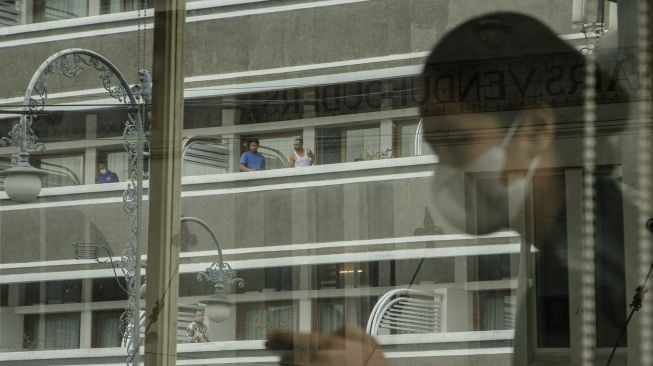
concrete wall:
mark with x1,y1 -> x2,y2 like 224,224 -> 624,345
0,0 -> 576,100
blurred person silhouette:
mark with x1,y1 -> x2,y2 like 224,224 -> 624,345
267,11 -> 634,366
187,309 -> 209,343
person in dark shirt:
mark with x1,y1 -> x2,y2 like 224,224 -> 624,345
96,163 -> 119,183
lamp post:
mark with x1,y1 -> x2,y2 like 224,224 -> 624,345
77,216 -> 244,327
0,49 -> 149,366
180,216 -> 245,322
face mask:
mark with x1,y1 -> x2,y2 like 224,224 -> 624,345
100,169 -> 107,174
433,115 -> 542,234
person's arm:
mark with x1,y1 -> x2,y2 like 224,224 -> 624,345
289,153 -> 296,167
240,163 -> 255,172
239,153 -> 255,172
307,149 -> 316,165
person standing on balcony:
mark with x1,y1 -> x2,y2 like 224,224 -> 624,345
289,138 -> 315,167
239,138 -> 266,172
186,309 -> 209,343
96,163 -> 119,183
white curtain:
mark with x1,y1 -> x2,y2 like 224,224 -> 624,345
95,311 -> 122,348
43,313 -> 80,350
107,151 -> 129,183
481,295 -> 515,330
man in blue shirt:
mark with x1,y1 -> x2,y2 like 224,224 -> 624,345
239,139 -> 265,172
96,163 -> 119,183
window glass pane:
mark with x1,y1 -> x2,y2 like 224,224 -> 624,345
24,313 -> 81,350
92,310 -> 123,348
92,278 -> 127,302
32,0 -> 87,23
37,154 -> 84,187
237,302 -> 296,340
0,0 -> 647,364
534,174 -> 570,348
594,173 -> 627,347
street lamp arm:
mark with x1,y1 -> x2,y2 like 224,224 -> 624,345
180,216 -> 225,275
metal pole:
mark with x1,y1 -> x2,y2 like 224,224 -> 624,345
144,0 -> 186,365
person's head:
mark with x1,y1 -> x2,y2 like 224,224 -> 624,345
418,12 -> 631,234
98,163 -> 108,174
195,309 -> 205,322
248,139 -> 260,152
293,138 -> 303,151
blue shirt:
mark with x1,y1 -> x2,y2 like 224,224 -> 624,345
96,171 -> 119,183
240,151 -> 265,170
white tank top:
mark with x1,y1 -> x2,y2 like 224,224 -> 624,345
294,150 -> 311,167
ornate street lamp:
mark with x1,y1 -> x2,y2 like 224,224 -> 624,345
78,216 -> 244,326
181,216 -> 245,322
1,49 -> 150,366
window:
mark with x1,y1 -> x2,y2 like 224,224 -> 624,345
100,0 -> 152,14
184,97 -> 223,129
313,81 -> 385,118
178,273 -> 215,297
238,89 -> 304,124
92,310 -> 124,348
32,1 -> 88,23
316,124 -> 381,164
475,290 -> 516,331
395,120 -> 435,157
23,313 -> 81,350
593,173 -> 627,347
314,263 -> 379,290
533,174 -> 570,348
237,301 -> 296,340
31,153 -> 84,188
0,284 -> 8,307
314,297 -> 376,334
92,278 -> 128,302
20,281 -> 82,306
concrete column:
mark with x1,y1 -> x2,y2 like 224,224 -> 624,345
380,81 -> 392,111
88,0 -> 101,16
379,119 -> 394,157
343,184 -> 363,241
79,278 -> 93,348
298,266 -> 313,333
222,98 -> 241,172
145,1 -> 186,365
19,0 -> 32,24
290,188 -> 309,244
302,89 -> 317,119
84,114 -> 98,184
0,285 -> 23,350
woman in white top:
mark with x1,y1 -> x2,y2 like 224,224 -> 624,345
289,138 -> 315,167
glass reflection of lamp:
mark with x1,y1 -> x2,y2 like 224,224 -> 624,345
181,216 -> 245,323
0,114 -> 49,203
74,242 -> 134,294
